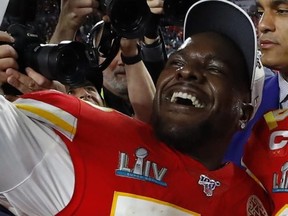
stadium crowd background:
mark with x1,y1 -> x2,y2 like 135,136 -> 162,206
0,0 -> 256,56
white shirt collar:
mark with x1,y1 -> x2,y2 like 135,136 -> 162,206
278,73 -> 288,107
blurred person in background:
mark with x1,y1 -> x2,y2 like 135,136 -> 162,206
0,32 -> 155,123
236,0 -> 288,215
66,80 -> 104,106
0,0 -> 157,123
225,0 -> 288,164
49,0 -> 165,119
224,0 -> 285,165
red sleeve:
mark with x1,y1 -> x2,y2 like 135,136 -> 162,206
20,90 -> 81,117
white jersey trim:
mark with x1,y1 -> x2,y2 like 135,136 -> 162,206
14,98 -> 78,141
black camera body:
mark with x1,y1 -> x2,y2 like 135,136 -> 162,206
7,24 -> 89,86
105,0 -> 150,39
104,0 -> 198,39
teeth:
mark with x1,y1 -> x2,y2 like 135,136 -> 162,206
170,92 -> 205,108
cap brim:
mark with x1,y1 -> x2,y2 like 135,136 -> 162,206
183,0 -> 263,118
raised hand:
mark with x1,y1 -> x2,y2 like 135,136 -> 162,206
0,31 -> 18,84
50,0 -> 100,43
146,0 -> 164,14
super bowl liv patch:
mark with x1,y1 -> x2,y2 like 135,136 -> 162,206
116,147 -> 168,186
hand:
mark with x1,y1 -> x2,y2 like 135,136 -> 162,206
146,0 -> 164,14
144,0 -> 163,42
0,31 -> 18,83
120,38 -> 139,57
0,31 -> 66,96
60,0 -> 99,30
6,67 -> 66,94
50,0 -> 100,43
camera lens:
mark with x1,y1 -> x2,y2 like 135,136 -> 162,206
53,42 -> 89,85
106,0 -> 150,39
111,1 -> 141,30
6,24 -> 92,89
57,47 -> 80,75
24,41 -> 89,86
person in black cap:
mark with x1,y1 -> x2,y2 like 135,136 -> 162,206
0,0 -> 272,215
66,80 -> 104,106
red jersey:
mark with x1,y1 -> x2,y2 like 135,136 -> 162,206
243,109 -> 288,215
19,90 -> 271,215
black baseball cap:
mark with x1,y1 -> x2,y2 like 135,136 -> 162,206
183,0 -> 264,118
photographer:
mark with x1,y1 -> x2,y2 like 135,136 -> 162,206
50,0 -> 100,43
49,0 -> 164,121
0,0 -> 158,123
0,35 -> 155,123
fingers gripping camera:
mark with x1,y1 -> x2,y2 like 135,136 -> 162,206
6,23 -> 92,86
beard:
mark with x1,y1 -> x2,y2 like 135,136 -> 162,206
152,112 -> 215,155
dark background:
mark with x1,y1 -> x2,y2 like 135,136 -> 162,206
0,0 -> 255,53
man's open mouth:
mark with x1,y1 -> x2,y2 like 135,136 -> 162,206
170,91 -> 205,108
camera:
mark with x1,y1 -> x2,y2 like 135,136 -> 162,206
6,23 -> 90,86
104,0 -> 198,38
104,0 -> 150,39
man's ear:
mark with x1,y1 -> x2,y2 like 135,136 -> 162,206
238,103 -> 254,130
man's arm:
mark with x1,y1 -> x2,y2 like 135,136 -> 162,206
120,38 -> 155,123
50,0 -> 99,43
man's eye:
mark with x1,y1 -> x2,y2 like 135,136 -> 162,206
256,11 -> 263,18
207,66 -> 221,74
256,8 -> 264,18
277,8 -> 288,15
85,86 -> 97,92
168,59 -> 184,67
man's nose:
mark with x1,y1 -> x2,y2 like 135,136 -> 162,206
176,66 -> 204,83
78,89 -> 92,100
80,94 -> 92,100
258,11 -> 276,34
